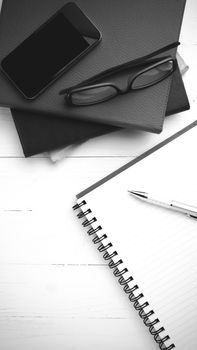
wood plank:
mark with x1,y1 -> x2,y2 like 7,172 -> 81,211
0,157 -> 131,263
0,266 -> 158,350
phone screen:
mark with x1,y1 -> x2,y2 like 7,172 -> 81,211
1,3 -> 101,99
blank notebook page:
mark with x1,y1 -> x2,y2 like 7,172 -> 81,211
78,124 -> 197,349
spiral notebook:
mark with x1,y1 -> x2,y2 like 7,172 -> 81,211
74,121 -> 197,350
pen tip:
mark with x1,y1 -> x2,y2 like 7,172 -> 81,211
128,190 -> 148,199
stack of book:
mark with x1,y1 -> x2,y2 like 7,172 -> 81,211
0,0 -> 189,158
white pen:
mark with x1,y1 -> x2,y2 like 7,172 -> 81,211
128,190 -> 197,219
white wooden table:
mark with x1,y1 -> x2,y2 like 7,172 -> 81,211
0,1 -> 197,349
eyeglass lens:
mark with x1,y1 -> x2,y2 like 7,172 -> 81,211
71,85 -> 118,105
131,60 -> 174,90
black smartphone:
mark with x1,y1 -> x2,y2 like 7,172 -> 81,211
1,2 -> 101,100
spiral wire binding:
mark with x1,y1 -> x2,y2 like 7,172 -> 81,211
73,200 -> 175,350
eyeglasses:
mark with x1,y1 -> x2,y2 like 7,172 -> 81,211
65,57 -> 177,106
59,41 -> 179,106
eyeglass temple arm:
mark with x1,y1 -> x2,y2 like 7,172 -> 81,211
59,41 -> 180,95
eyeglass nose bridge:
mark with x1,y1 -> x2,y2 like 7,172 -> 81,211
116,85 -> 130,95
112,77 -> 134,95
